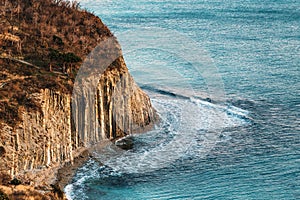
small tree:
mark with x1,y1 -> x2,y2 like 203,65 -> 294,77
48,48 -> 81,73
10,178 -> 22,185
63,52 -> 81,74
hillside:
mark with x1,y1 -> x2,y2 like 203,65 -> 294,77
0,0 -> 112,128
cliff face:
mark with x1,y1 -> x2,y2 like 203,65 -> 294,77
0,0 -> 157,196
0,89 -> 72,177
0,57 -> 156,184
72,56 -> 155,147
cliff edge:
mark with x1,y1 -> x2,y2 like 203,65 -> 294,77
0,0 -> 156,199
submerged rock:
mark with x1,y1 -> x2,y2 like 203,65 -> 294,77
115,136 -> 134,150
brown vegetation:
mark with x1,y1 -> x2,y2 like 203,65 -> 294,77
0,185 -> 64,200
0,0 -> 113,128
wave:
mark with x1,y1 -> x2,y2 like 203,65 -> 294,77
140,84 -> 190,100
65,86 -> 252,199
90,87 -> 251,174
142,84 -> 252,121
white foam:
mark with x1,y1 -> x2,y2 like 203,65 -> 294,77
64,184 -> 73,200
190,97 -> 251,121
64,176 -> 88,200
65,94 -> 251,199
64,159 -> 103,200
92,96 -> 249,174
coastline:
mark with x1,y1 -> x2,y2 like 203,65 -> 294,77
56,140 -> 111,191
58,121 -> 159,190
58,120 -> 159,198
0,132 -> 156,199
0,1 -> 158,199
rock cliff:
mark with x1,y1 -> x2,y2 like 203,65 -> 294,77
0,0 -> 156,198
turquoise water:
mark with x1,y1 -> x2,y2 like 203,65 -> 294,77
66,0 -> 300,199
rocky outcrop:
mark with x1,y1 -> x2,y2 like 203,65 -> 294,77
0,89 -> 73,179
0,56 -> 156,186
72,55 -> 155,147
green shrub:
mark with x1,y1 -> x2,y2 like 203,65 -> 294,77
64,52 -> 81,63
52,35 -> 64,46
48,48 -> 81,63
9,178 -> 21,186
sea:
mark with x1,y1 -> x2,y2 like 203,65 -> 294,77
65,0 -> 300,199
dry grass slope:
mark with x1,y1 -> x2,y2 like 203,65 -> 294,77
0,0 -> 113,128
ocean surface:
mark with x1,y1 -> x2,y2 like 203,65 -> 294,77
66,0 -> 300,199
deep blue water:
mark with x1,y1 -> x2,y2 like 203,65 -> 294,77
66,0 -> 300,199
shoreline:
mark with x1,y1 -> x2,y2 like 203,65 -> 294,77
57,122 -> 159,198
0,123 -> 160,199
56,140 -> 112,191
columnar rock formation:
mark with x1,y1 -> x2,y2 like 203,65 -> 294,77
0,56 -> 156,184
72,56 -> 155,147
0,1 -> 157,196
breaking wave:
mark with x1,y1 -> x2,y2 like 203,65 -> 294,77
65,86 -> 251,199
